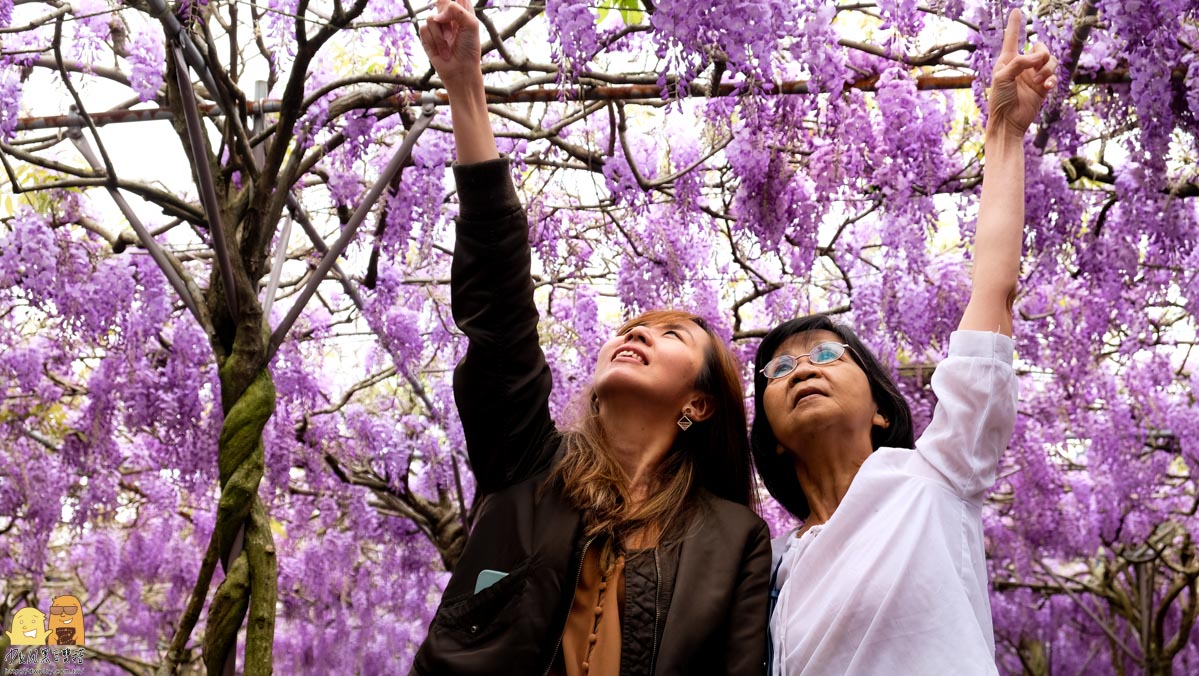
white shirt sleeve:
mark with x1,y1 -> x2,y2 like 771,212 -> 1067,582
913,330 -> 1018,501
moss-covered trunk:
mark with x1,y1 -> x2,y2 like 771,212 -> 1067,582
202,324 -> 277,676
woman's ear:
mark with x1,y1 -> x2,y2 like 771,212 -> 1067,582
684,393 -> 715,422
872,410 -> 890,429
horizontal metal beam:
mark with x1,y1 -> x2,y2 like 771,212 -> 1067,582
12,68 -> 1183,132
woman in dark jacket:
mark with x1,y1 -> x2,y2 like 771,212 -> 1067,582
411,2 -> 771,675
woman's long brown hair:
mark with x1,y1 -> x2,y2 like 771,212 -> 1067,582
552,310 -> 754,561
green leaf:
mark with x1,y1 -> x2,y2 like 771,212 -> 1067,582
618,0 -> 643,26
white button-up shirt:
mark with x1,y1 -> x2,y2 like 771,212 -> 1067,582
770,331 -> 1017,675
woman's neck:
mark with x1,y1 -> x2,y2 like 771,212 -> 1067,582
791,428 -> 874,528
597,395 -> 680,499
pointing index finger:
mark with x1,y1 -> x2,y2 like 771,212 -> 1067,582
1001,8 -> 1023,57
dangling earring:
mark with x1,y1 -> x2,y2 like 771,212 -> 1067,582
677,408 -> 693,431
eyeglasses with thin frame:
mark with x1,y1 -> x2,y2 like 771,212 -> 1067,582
760,342 -> 853,379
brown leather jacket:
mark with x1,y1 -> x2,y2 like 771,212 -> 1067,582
411,159 -> 771,676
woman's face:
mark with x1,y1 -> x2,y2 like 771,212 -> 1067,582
762,330 -> 882,454
592,319 -> 711,412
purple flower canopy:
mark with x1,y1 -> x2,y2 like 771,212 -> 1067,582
1,1 -> 1197,673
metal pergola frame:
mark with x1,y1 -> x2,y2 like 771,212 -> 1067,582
13,68 -> 1181,133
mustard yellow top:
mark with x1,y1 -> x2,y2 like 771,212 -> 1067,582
550,545 -> 625,676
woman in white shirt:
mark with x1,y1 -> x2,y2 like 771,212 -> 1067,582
751,10 -> 1057,675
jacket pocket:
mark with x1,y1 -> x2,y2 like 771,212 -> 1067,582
433,556 -> 532,644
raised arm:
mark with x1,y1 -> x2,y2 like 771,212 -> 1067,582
915,10 -> 1050,497
958,9 -> 1057,337
421,0 -> 556,494
420,0 -> 498,164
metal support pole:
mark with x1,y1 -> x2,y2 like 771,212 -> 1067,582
285,194 -> 368,312
171,43 -> 240,320
251,80 -> 268,167
145,0 -> 222,110
261,215 -> 292,321
14,68 -> 1186,133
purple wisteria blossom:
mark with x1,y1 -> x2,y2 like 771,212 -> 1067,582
546,0 -> 599,77
126,27 -> 165,102
1,1 -> 1197,674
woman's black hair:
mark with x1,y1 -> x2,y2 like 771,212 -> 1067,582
750,314 -> 915,520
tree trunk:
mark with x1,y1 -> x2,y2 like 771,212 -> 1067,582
1018,636 -> 1049,676
202,320 -> 277,676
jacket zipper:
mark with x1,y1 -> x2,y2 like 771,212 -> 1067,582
542,535 -> 596,676
650,548 -> 661,674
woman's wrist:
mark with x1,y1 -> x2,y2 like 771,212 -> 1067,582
444,71 -> 487,106
983,121 -> 1026,150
